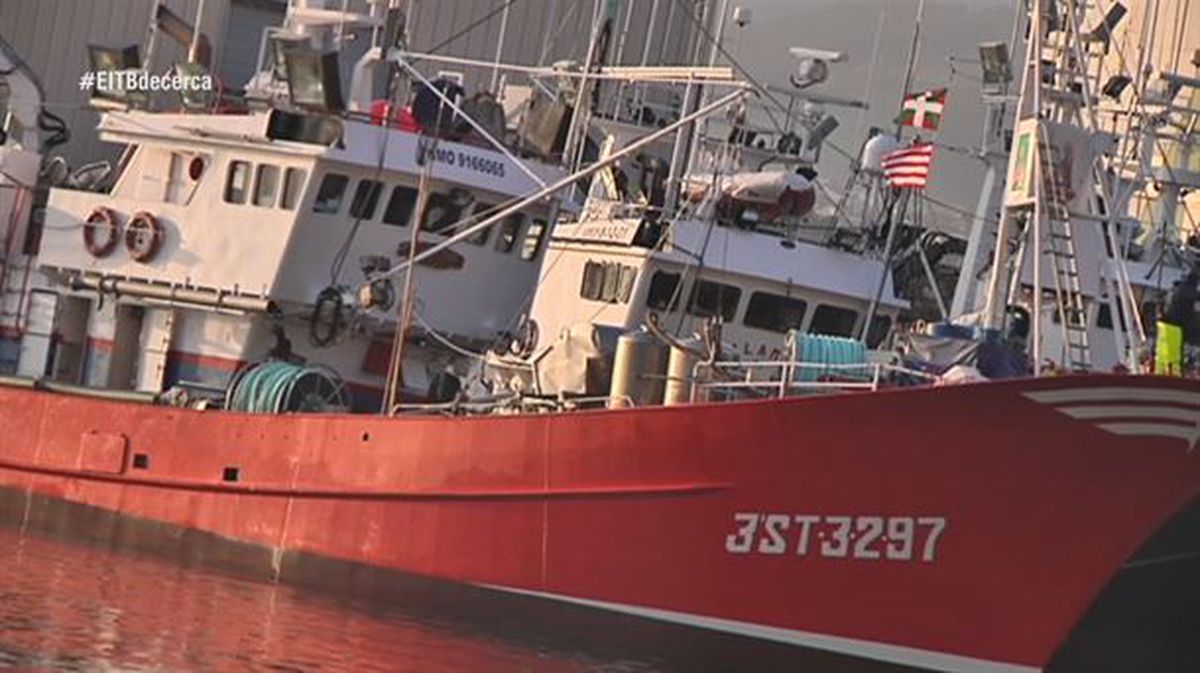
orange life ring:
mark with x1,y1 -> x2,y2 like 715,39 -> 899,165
125,211 -> 164,262
83,206 -> 120,257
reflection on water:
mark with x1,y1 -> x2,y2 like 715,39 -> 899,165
0,526 -> 662,672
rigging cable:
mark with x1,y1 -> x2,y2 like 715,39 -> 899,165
327,0 -> 522,287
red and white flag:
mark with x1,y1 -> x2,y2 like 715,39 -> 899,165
882,142 -> 935,189
897,88 -> 947,130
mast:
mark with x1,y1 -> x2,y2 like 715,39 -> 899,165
948,2 -> 1025,318
980,0 -> 1152,373
980,2 -> 1046,336
488,0 -> 512,93
382,137 -> 436,413
895,0 -> 927,138
863,0 -> 927,338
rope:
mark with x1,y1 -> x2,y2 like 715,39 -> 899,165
411,308 -> 488,360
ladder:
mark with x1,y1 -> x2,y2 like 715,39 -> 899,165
1037,118 -> 1091,370
1045,215 -> 1091,370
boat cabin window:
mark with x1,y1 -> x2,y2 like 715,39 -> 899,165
617,265 -> 636,302
224,160 -> 251,204
865,315 -> 892,348
495,213 -> 524,253
580,261 -> 636,303
744,292 -> 808,333
383,185 -> 418,226
466,203 -> 496,245
688,280 -> 741,321
349,179 -> 384,220
165,151 -> 194,204
313,173 -> 349,214
422,190 -> 474,233
253,164 -> 280,207
521,219 -> 548,261
581,261 -> 604,300
810,304 -> 859,337
280,167 -> 307,210
646,271 -> 681,311
1096,303 -> 1127,331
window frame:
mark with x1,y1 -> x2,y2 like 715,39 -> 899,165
809,304 -> 860,338
686,279 -> 742,322
312,172 -> 350,214
743,291 -> 808,334
466,202 -> 497,245
520,218 -> 548,261
252,164 -> 281,208
495,213 -> 525,253
224,160 -> 252,204
580,261 -> 604,301
382,185 -> 419,227
349,178 -> 384,220
865,314 -> 892,348
421,191 -> 471,233
646,271 -> 681,311
280,167 -> 307,210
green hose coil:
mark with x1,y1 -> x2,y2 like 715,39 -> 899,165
226,361 -> 352,414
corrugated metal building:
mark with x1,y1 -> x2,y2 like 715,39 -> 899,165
1,0 -> 244,166
1,0 -> 708,168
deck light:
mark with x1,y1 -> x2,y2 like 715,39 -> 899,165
978,42 -> 1012,88
1085,2 -> 1127,43
281,46 -> 345,113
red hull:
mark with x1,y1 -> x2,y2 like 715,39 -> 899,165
0,375 -> 1198,671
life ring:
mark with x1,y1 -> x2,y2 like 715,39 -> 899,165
124,211 -> 164,262
83,206 -> 120,257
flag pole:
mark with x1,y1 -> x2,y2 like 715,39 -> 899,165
895,0 -> 927,138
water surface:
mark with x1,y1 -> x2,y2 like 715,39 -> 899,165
0,526 -> 663,672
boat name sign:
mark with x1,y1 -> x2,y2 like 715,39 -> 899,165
725,512 -> 948,562
423,144 -> 508,178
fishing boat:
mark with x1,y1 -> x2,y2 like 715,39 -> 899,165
0,2 -> 1197,672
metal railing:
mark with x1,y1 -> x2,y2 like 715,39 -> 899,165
688,360 -> 940,402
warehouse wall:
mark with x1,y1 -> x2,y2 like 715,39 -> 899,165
0,0 -> 264,168
406,0 -> 706,91
1,0 -> 709,167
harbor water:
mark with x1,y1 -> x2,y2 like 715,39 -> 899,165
0,525 -> 666,673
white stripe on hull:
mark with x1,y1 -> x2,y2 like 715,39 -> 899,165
1024,388 -> 1200,449
477,583 -> 1041,673
1024,388 -> 1200,407
1057,405 -> 1200,423
1097,422 -> 1198,443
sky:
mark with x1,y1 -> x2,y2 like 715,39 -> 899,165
726,0 -> 1021,235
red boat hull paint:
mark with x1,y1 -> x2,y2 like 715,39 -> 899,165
0,375 -> 1197,672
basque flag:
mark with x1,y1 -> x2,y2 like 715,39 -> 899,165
897,88 -> 947,130
882,142 -> 935,189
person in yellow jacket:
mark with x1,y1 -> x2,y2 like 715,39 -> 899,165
1156,270 -> 1198,376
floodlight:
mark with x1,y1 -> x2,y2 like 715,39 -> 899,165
978,42 -> 1011,87
1102,74 -> 1131,98
1085,2 -> 1126,43
807,115 -> 840,148
86,44 -> 142,104
282,47 -> 345,112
